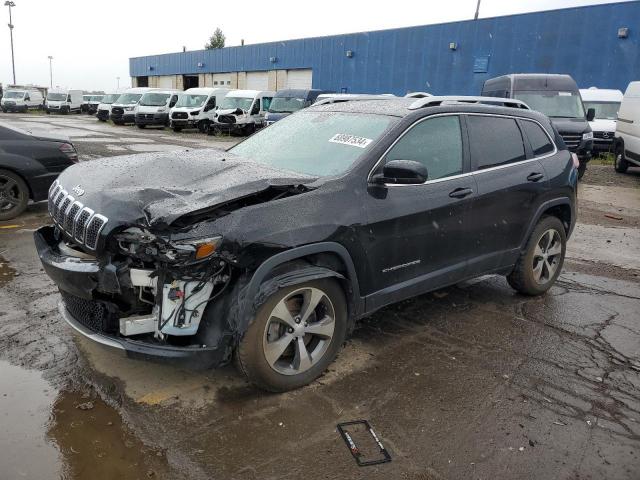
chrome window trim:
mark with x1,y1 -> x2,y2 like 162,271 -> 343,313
367,112 -> 558,188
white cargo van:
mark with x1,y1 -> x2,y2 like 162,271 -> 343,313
96,92 -> 123,122
135,89 -> 181,128
81,94 -> 92,113
212,89 -> 275,135
1,88 -> 44,112
87,94 -> 104,114
169,87 -> 230,132
614,81 -> 640,173
45,89 -> 83,114
110,87 -> 158,125
580,87 -> 624,154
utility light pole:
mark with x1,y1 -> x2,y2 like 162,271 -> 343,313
47,55 -> 53,88
474,0 -> 481,20
5,1 -> 16,84
116,76 -> 120,89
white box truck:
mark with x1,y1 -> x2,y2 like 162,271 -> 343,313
45,89 -> 83,114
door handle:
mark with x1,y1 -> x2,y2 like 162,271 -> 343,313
449,187 -> 473,199
527,172 -> 544,182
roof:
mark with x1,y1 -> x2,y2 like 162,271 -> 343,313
579,88 -> 624,102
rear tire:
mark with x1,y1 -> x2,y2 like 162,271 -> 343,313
507,216 -> 566,296
0,169 -> 29,221
236,278 -> 348,392
614,144 -> 629,173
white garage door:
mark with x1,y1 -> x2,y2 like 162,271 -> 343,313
212,73 -> 232,87
158,76 -> 174,89
286,69 -> 313,89
246,71 -> 269,90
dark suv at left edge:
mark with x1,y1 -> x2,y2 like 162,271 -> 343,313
1,122 -> 78,220
35,97 -> 577,391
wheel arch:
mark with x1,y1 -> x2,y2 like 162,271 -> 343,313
0,164 -> 34,199
519,198 -> 574,250
241,242 -> 363,330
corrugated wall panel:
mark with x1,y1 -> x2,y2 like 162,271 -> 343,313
131,1 -> 640,95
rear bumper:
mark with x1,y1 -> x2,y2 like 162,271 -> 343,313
35,226 -> 229,369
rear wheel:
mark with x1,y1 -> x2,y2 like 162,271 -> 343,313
236,278 -> 348,392
0,169 -> 29,221
615,143 -> 629,173
507,216 -> 566,296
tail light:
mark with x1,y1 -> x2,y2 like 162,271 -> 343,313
571,153 -> 580,169
59,142 -> 78,163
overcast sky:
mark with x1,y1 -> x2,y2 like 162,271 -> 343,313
0,0 -> 632,92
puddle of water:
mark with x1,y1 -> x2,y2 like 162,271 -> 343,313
0,360 -> 172,479
0,255 -> 16,287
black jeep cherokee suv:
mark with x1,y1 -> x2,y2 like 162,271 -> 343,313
35,96 -> 577,392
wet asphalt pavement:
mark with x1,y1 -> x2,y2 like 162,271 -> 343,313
1,112 -> 640,479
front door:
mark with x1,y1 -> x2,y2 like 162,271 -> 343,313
363,114 -> 477,311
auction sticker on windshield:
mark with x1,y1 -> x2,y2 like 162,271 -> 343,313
329,133 -> 373,148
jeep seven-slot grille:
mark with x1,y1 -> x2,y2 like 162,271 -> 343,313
47,181 -> 108,250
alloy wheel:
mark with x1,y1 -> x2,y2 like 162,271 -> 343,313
532,228 -> 562,284
262,287 -> 336,376
0,174 -> 23,214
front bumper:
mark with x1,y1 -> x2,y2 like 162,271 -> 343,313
2,102 -> 24,111
110,112 -> 135,124
34,226 -> 229,369
170,118 -> 198,128
136,112 -> 169,125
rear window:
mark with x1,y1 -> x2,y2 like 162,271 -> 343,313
520,120 -> 555,157
230,111 -> 396,177
467,116 -> 526,169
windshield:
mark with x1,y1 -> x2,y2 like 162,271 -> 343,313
101,94 -> 119,104
115,93 -> 143,105
514,91 -> 586,118
140,92 -> 171,106
4,91 -> 25,99
268,96 -> 305,113
175,94 -> 208,108
47,93 -> 67,101
583,101 -> 620,120
83,95 -> 92,101
229,111 -> 396,177
221,97 -> 254,111
90,95 -> 104,102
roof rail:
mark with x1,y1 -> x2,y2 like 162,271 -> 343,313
313,95 -> 397,106
408,96 -> 530,110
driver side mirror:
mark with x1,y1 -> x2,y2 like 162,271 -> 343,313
586,108 -> 596,122
370,160 -> 428,185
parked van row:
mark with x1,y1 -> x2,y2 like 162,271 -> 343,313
1,88 -> 44,112
613,81 -> 640,174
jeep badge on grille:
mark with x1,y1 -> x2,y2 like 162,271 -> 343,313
72,185 -> 85,196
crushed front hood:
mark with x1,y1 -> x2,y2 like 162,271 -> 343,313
54,148 -> 315,229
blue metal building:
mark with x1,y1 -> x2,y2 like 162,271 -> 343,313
129,1 -> 640,95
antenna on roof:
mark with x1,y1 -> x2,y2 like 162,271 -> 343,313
474,0 -> 481,20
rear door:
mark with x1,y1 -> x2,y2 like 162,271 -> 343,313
464,114 -> 550,275
364,114 -> 477,310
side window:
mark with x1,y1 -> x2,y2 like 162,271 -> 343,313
67,95 -> 71,102
169,95 -> 178,108
466,116 -> 526,169
520,120 -> 554,157
262,97 -> 272,111
250,100 -> 260,115
384,115 -> 463,181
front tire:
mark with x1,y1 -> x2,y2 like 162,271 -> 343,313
507,216 -> 566,296
172,126 -> 182,132
137,124 -> 146,129
0,169 -> 29,221
577,162 -> 587,179
197,120 -> 210,133
236,278 -> 348,392
615,144 -> 629,173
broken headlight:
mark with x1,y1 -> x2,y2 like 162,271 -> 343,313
115,227 -> 222,263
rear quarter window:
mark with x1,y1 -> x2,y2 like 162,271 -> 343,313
467,116 -> 526,169
520,120 -> 555,156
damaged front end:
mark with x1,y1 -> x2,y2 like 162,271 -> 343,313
34,149 -> 316,368
35,224 -> 235,368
